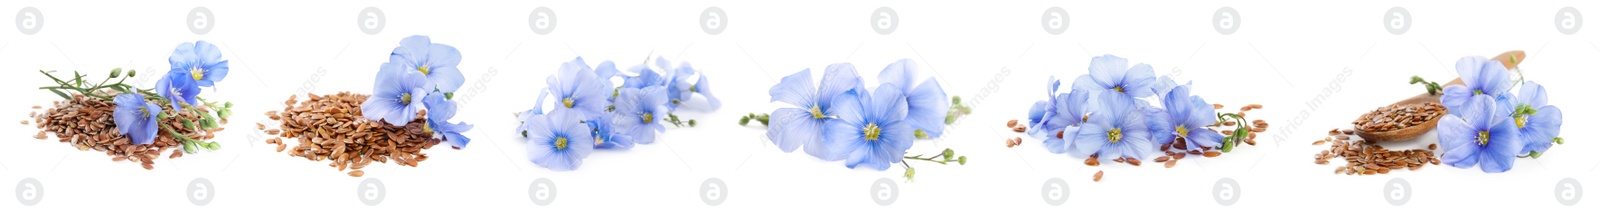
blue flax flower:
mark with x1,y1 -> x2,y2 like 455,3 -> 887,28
1512,81 -> 1562,155
1072,55 -> 1157,99
767,65 -> 863,159
389,35 -> 465,93
1025,76 -> 1062,139
1441,56 -> 1514,114
547,57 -> 609,119
168,41 -> 229,88
1437,95 -> 1523,173
876,59 -> 949,138
590,114 -> 635,150
1040,90 -> 1092,155
362,63 -> 434,126
1071,92 -> 1155,160
423,91 -> 473,149
524,110 -> 595,171
155,70 -> 201,109
823,86 -> 913,170
1148,85 -> 1223,151
113,94 -> 162,145
688,73 -> 721,110
614,86 -> 669,145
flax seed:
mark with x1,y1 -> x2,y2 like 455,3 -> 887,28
1093,170 -> 1104,182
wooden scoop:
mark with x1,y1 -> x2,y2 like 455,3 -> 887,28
1354,51 -> 1524,142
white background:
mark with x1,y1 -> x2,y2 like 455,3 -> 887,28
1,0 -> 1595,212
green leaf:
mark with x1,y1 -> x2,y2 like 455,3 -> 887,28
49,89 -> 71,99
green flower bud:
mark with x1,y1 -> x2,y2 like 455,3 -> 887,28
109,68 -> 122,78
127,69 -> 137,77
957,156 -> 967,165
739,116 -> 751,126
903,167 -> 916,181
941,148 -> 955,161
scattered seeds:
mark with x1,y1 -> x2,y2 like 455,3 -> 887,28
265,92 -> 441,177
1006,119 -> 1018,128
348,170 -> 365,177
1313,132 -> 1439,176
1012,126 -> 1026,133
1093,170 -> 1104,182
1203,151 -> 1222,158
31,91 -> 219,170
1154,156 -> 1170,163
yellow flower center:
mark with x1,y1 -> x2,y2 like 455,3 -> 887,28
1113,86 -> 1124,93
1515,116 -> 1527,128
400,93 -> 412,104
562,98 -> 575,108
1477,131 -> 1489,146
190,67 -> 205,81
1175,125 -> 1189,137
808,104 -> 825,119
641,113 -> 653,124
1108,128 -> 1123,143
863,123 -> 881,141
555,137 -> 569,150
417,64 -> 431,75
690,84 -> 698,93
595,136 -> 606,146
1474,90 -> 1483,95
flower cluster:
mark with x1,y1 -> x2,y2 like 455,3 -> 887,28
360,35 -> 474,149
1428,56 -> 1564,173
1024,55 -> 1240,162
40,41 -> 235,152
753,59 -> 963,180
519,56 -> 720,171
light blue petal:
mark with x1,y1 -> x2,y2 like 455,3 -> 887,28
1454,56 -> 1487,91
1479,116 -> 1523,173
818,63 -> 864,111
1184,125 -> 1224,150
826,89 -> 866,127
877,59 -> 916,92
1436,115 -> 1480,169
822,118 -> 865,162
905,79 -> 949,137
769,69 -> 817,108
1042,126 -> 1081,154
138,102 -> 161,145
112,94 -> 144,135
1071,123 -> 1109,158
429,66 -> 466,93
1070,75 -> 1104,94
695,74 -> 721,110
1121,63 -> 1157,97
1517,81 -> 1548,108
168,42 -> 199,69
1440,85 -> 1472,112
1519,106 -> 1562,154
1087,55 -> 1128,89
872,84 -> 909,127
767,108 -> 816,153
